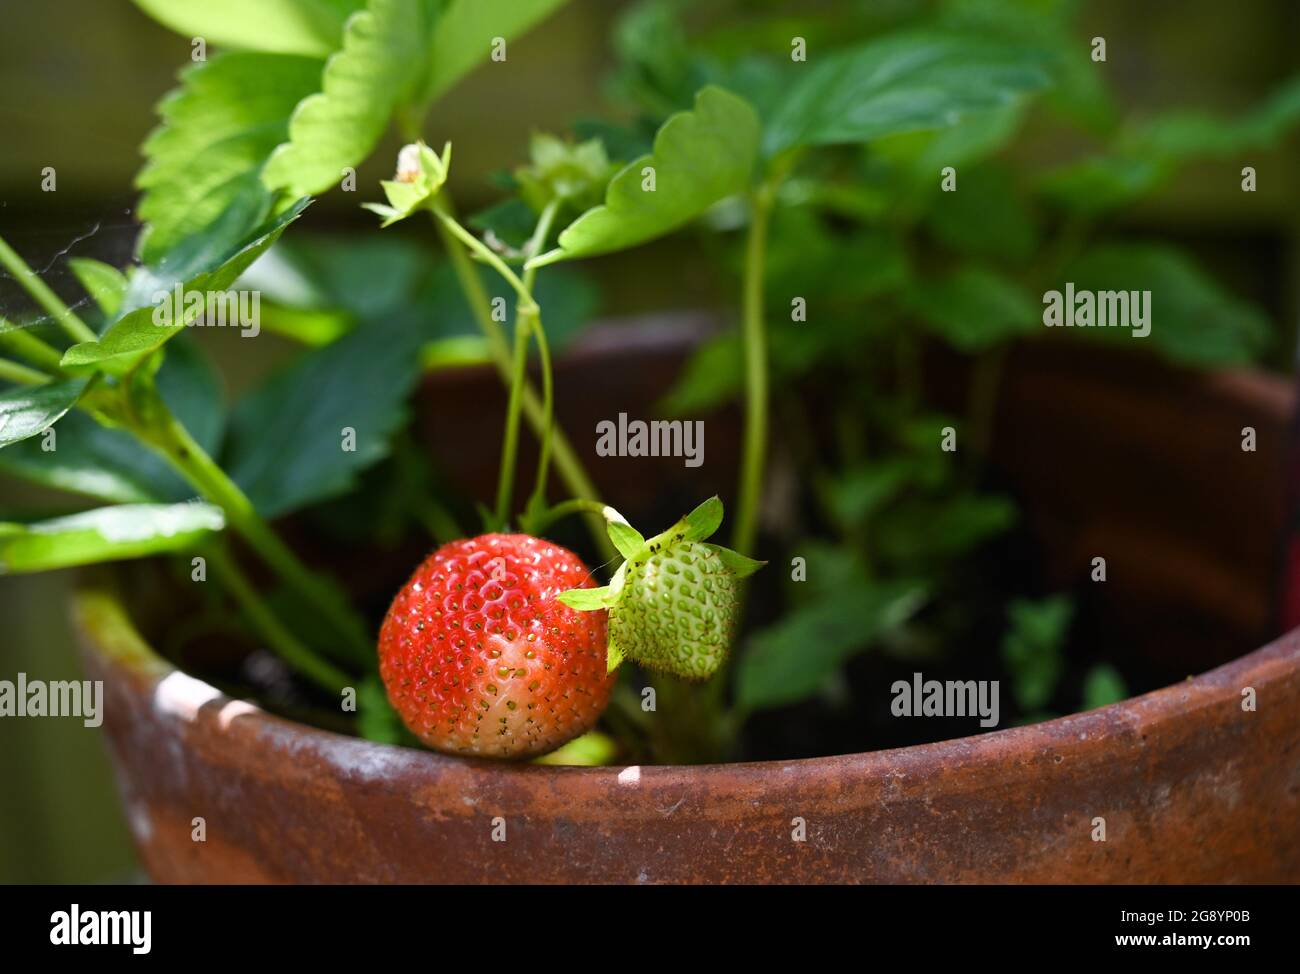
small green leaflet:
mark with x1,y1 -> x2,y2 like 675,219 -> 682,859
532,730 -> 618,767
556,586 -> 614,611
261,0 -> 434,198
60,200 -> 310,376
528,86 -> 761,268
1062,244 -> 1269,367
0,339 -> 224,503
1081,663 -> 1127,710
762,32 -> 1052,156
131,0 -> 363,57
1001,595 -> 1073,712
605,519 -> 645,561
0,502 -> 224,574
0,379 -> 91,450
69,259 -> 129,319
422,0 -> 572,104
681,495 -> 722,542
736,578 -> 928,714
906,265 -> 1038,352
137,52 -> 323,262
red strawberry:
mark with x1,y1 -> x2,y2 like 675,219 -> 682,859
378,534 -> 614,759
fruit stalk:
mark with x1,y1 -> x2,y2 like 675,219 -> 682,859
732,182 -> 776,557
522,200 -> 561,513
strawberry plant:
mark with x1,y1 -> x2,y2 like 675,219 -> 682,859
2,0 -> 1297,765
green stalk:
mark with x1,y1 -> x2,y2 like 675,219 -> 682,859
206,543 -> 351,693
0,357 -> 49,385
426,202 -> 614,560
0,235 -> 98,344
523,201 -> 561,512
732,184 -> 776,557
136,398 -> 372,668
495,304 -> 533,523
528,498 -> 608,535
0,315 -> 66,373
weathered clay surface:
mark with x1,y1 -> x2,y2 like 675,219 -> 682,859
80,593 -> 1300,884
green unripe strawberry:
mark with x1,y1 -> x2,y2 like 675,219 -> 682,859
558,497 -> 764,681
610,541 -> 740,680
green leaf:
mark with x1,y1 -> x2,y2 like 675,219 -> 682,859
1038,156 -> 1165,215
61,200 -> 310,376
876,103 -> 1029,190
241,233 -> 430,320
556,585 -> 614,611
422,0 -> 572,104
0,502 -> 224,574
529,86 -> 761,268
69,259 -> 129,319
907,265 -> 1038,352
736,579 -> 927,713
0,379 -> 91,449
762,32 -> 1052,156
1062,244 -> 1270,367
261,0 -> 434,199
1081,663 -> 1128,710
0,338 -> 224,502
605,518 -> 645,561
532,730 -> 618,766
876,493 -> 1017,566
223,314 -> 424,518
356,674 -> 405,743
924,165 -> 1038,262
936,0 -> 1116,132
1001,595 -> 1073,712
707,544 -> 764,579
416,259 -> 599,351
821,460 -> 916,528
1040,74 -> 1300,214
681,495 -> 722,542
132,0 -> 363,57
136,52 -> 323,262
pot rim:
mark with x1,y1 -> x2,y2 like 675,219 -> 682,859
74,583 -> 1300,784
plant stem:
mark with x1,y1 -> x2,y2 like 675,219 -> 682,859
0,315 -> 66,373
529,498 -> 608,534
0,357 -> 49,385
0,234 -> 98,344
137,398 -> 372,668
732,183 -> 776,557
432,204 -> 533,311
523,201 -> 561,512
495,304 -> 533,524
426,202 -> 614,561
206,543 -> 351,693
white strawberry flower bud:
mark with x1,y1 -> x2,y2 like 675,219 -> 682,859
395,143 -> 423,183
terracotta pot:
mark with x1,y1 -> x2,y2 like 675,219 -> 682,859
78,324 -> 1300,883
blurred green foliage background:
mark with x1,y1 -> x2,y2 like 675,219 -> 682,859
1,0 -> 1298,881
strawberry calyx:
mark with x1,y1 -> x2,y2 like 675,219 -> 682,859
557,496 -> 765,678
